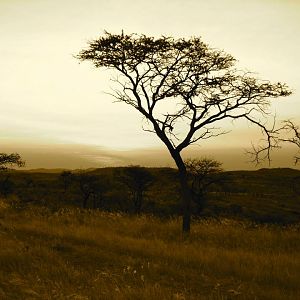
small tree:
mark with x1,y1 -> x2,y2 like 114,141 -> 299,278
185,158 -> 223,214
280,120 -> 300,164
91,178 -> 108,209
118,166 -> 153,214
0,153 -> 25,197
78,32 -> 291,233
75,172 -> 99,208
75,172 -> 107,209
59,170 -> 74,193
280,120 -> 300,196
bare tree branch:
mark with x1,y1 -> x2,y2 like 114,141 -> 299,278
280,120 -> 300,164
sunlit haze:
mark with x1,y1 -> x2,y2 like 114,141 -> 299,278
1,0 -> 300,169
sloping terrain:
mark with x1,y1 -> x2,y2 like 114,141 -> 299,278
0,205 -> 299,299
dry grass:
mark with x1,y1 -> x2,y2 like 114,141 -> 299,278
0,200 -> 299,299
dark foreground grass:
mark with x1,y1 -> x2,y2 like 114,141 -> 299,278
0,200 -> 299,299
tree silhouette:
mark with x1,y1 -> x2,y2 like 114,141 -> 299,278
117,166 -> 153,214
185,158 -> 223,214
90,178 -> 108,209
75,172 -> 98,208
77,32 -> 291,233
75,172 -> 107,209
0,153 -> 24,198
0,153 -> 25,171
59,170 -> 74,193
280,120 -> 300,164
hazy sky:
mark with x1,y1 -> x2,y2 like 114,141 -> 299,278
1,0 -> 300,169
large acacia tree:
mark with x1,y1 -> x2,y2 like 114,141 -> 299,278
77,32 -> 291,233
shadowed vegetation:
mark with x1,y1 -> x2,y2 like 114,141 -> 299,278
5,167 -> 300,224
116,166 -> 154,214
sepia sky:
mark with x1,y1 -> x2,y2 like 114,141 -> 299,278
1,0 -> 300,169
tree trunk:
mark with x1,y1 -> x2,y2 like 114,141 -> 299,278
133,191 -> 142,214
179,170 -> 192,233
93,195 -> 97,209
83,195 -> 89,208
171,151 -> 192,234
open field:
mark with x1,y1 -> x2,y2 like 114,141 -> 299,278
0,201 -> 299,299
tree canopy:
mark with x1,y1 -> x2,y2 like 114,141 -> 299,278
78,32 -> 291,163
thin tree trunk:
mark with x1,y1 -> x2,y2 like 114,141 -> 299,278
137,190 -> 142,214
83,195 -> 89,208
93,195 -> 97,209
133,191 -> 142,214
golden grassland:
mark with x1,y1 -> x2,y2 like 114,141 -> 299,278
0,199 -> 299,300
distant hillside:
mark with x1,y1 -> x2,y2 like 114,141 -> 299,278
19,168 -> 68,173
19,168 -> 98,174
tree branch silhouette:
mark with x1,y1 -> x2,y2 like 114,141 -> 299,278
77,32 -> 291,233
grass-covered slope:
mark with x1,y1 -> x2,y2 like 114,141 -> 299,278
0,203 -> 299,299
